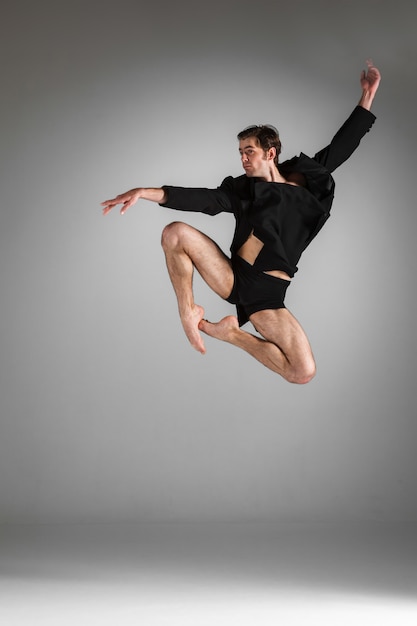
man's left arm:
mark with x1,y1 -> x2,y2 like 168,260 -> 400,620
313,61 -> 381,173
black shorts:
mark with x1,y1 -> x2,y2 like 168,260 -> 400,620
225,255 -> 291,327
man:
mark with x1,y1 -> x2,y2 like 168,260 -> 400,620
101,61 -> 381,384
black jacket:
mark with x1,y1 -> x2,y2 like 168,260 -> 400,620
161,106 -> 376,276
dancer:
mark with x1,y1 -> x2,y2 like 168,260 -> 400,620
102,61 -> 381,383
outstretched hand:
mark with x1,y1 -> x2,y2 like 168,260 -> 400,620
101,188 -> 142,216
360,59 -> 381,97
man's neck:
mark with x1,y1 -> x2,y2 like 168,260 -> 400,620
259,164 -> 285,183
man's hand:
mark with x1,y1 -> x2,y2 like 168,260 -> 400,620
101,188 -> 142,216
360,59 -> 381,97
101,187 -> 167,215
358,60 -> 381,110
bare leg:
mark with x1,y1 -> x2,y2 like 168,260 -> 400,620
199,308 -> 316,384
161,221 -> 315,382
197,230 -> 315,383
161,221 -> 234,354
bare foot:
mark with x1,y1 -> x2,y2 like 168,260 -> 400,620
199,315 -> 240,343
180,304 -> 206,354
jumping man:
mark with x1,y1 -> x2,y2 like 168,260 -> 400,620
101,61 -> 381,384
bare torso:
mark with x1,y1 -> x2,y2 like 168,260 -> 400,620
237,232 -> 292,280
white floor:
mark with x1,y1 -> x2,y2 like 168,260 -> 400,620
1,521 -> 416,625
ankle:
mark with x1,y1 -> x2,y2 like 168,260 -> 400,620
178,302 -> 196,317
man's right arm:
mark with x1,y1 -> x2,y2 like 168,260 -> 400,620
159,182 -> 234,216
101,178 -> 235,217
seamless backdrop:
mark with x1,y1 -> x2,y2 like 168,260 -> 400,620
1,0 -> 416,524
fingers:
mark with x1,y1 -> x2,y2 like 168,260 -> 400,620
101,194 -> 126,207
101,191 -> 138,216
360,59 -> 381,93
101,201 -> 129,216
364,59 -> 381,78
101,197 -> 117,205
102,204 -> 121,216
120,201 -> 134,215
101,199 -> 120,216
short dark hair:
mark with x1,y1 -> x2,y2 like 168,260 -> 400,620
237,124 -> 282,166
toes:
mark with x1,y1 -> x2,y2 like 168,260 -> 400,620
198,319 -> 210,331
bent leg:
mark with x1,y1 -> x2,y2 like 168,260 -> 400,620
199,308 -> 316,384
161,221 -> 234,354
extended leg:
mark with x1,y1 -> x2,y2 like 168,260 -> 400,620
161,221 -> 234,354
199,308 -> 316,384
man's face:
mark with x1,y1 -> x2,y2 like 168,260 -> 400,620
239,137 -> 272,179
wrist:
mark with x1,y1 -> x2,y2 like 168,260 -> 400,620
139,187 -> 167,203
358,90 -> 374,111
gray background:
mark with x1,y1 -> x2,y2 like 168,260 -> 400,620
1,0 -> 416,525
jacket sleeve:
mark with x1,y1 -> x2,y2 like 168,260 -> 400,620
312,106 -> 376,173
159,176 -> 235,216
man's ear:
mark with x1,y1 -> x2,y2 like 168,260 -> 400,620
267,147 -> 276,161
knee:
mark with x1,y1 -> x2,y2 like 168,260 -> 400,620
161,221 -> 188,250
287,361 -> 317,385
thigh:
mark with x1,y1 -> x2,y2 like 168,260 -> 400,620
250,307 -> 314,365
169,221 -> 234,299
